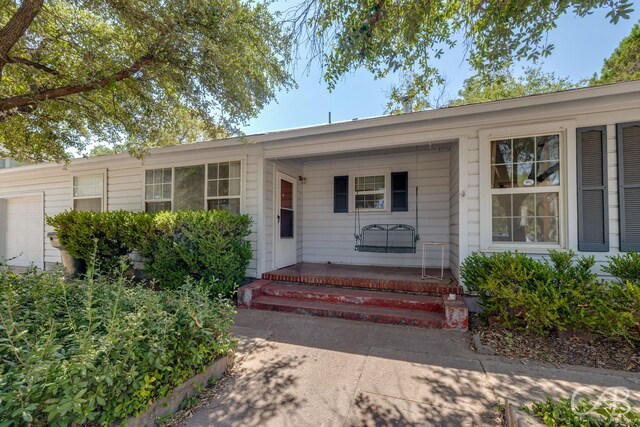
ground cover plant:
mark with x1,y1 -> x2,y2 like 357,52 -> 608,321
523,396 -> 640,426
461,250 -> 640,341
0,265 -> 235,426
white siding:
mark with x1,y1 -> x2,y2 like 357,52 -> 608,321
107,165 -> 144,212
462,107 -> 640,276
3,81 -> 640,281
300,149 -> 450,267
0,168 -> 70,267
0,144 -> 263,276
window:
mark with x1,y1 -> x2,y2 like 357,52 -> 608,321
73,173 -> 104,212
207,161 -> 241,214
175,165 -> 205,211
354,175 -> 386,210
490,134 -> 561,244
144,161 -> 242,214
145,168 -> 172,213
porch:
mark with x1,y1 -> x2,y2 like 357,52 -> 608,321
259,140 -> 462,282
262,262 -> 462,295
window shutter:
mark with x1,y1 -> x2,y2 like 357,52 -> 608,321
617,122 -> 640,251
577,126 -> 609,251
333,175 -> 348,213
391,172 -> 409,212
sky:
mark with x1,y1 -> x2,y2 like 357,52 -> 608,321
242,7 -> 640,135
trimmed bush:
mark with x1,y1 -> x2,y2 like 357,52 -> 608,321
602,252 -> 640,285
461,250 -> 639,339
47,210 -> 253,297
0,266 -> 235,426
46,210 -> 153,273
140,210 -> 252,297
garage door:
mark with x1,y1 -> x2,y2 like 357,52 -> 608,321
4,196 -> 43,268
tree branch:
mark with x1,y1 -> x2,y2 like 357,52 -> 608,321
0,54 -> 155,114
0,0 -> 45,78
7,56 -> 59,75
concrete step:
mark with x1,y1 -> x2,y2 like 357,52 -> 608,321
261,282 -> 445,312
250,295 -> 447,329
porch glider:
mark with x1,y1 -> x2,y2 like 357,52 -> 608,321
354,224 -> 417,253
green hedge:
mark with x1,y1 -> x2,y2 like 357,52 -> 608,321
141,210 -> 253,296
46,210 -> 253,297
0,267 -> 235,426
461,250 -> 640,339
46,210 -> 153,272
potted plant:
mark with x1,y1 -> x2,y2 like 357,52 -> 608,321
47,231 -> 86,277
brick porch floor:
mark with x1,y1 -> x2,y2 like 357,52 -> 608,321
261,262 -> 462,295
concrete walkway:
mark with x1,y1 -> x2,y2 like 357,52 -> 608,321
185,310 -> 640,427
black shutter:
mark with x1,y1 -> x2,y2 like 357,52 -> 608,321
617,121 -> 640,251
333,175 -> 348,213
577,126 -> 609,251
391,172 -> 408,212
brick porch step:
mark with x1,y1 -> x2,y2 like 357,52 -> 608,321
261,282 -> 445,312
250,295 -> 448,329
261,271 -> 462,294
238,280 -> 468,330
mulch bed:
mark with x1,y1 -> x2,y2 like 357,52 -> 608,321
469,314 -> 640,372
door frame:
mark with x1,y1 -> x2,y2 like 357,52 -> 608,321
274,171 -> 297,269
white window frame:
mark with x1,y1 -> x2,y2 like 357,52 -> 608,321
205,160 -> 242,214
479,122 -> 572,252
350,169 -> 391,213
144,168 -> 173,212
142,158 -> 244,214
70,169 -> 107,212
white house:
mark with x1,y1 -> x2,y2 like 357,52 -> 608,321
1,81 -> 639,287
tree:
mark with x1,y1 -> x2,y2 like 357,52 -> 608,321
0,0 -> 293,162
450,67 -> 579,106
293,0 -> 634,103
88,105 -> 229,157
386,67 -> 579,113
593,23 -> 640,84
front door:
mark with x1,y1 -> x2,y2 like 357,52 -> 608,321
275,172 -> 297,269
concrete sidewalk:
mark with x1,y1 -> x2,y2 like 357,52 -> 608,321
184,310 -> 640,427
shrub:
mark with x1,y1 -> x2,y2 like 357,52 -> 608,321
47,210 -> 253,297
141,210 -> 253,297
461,250 -> 639,339
46,210 -> 153,273
602,252 -> 640,285
0,266 -> 235,426
523,396 -> 640,426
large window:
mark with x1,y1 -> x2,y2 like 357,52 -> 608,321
144,161 -> 241,214
175,165 -> 205,211
490,134 -> 561,244
73,173 -> 104,212
354,175 -> 386,210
